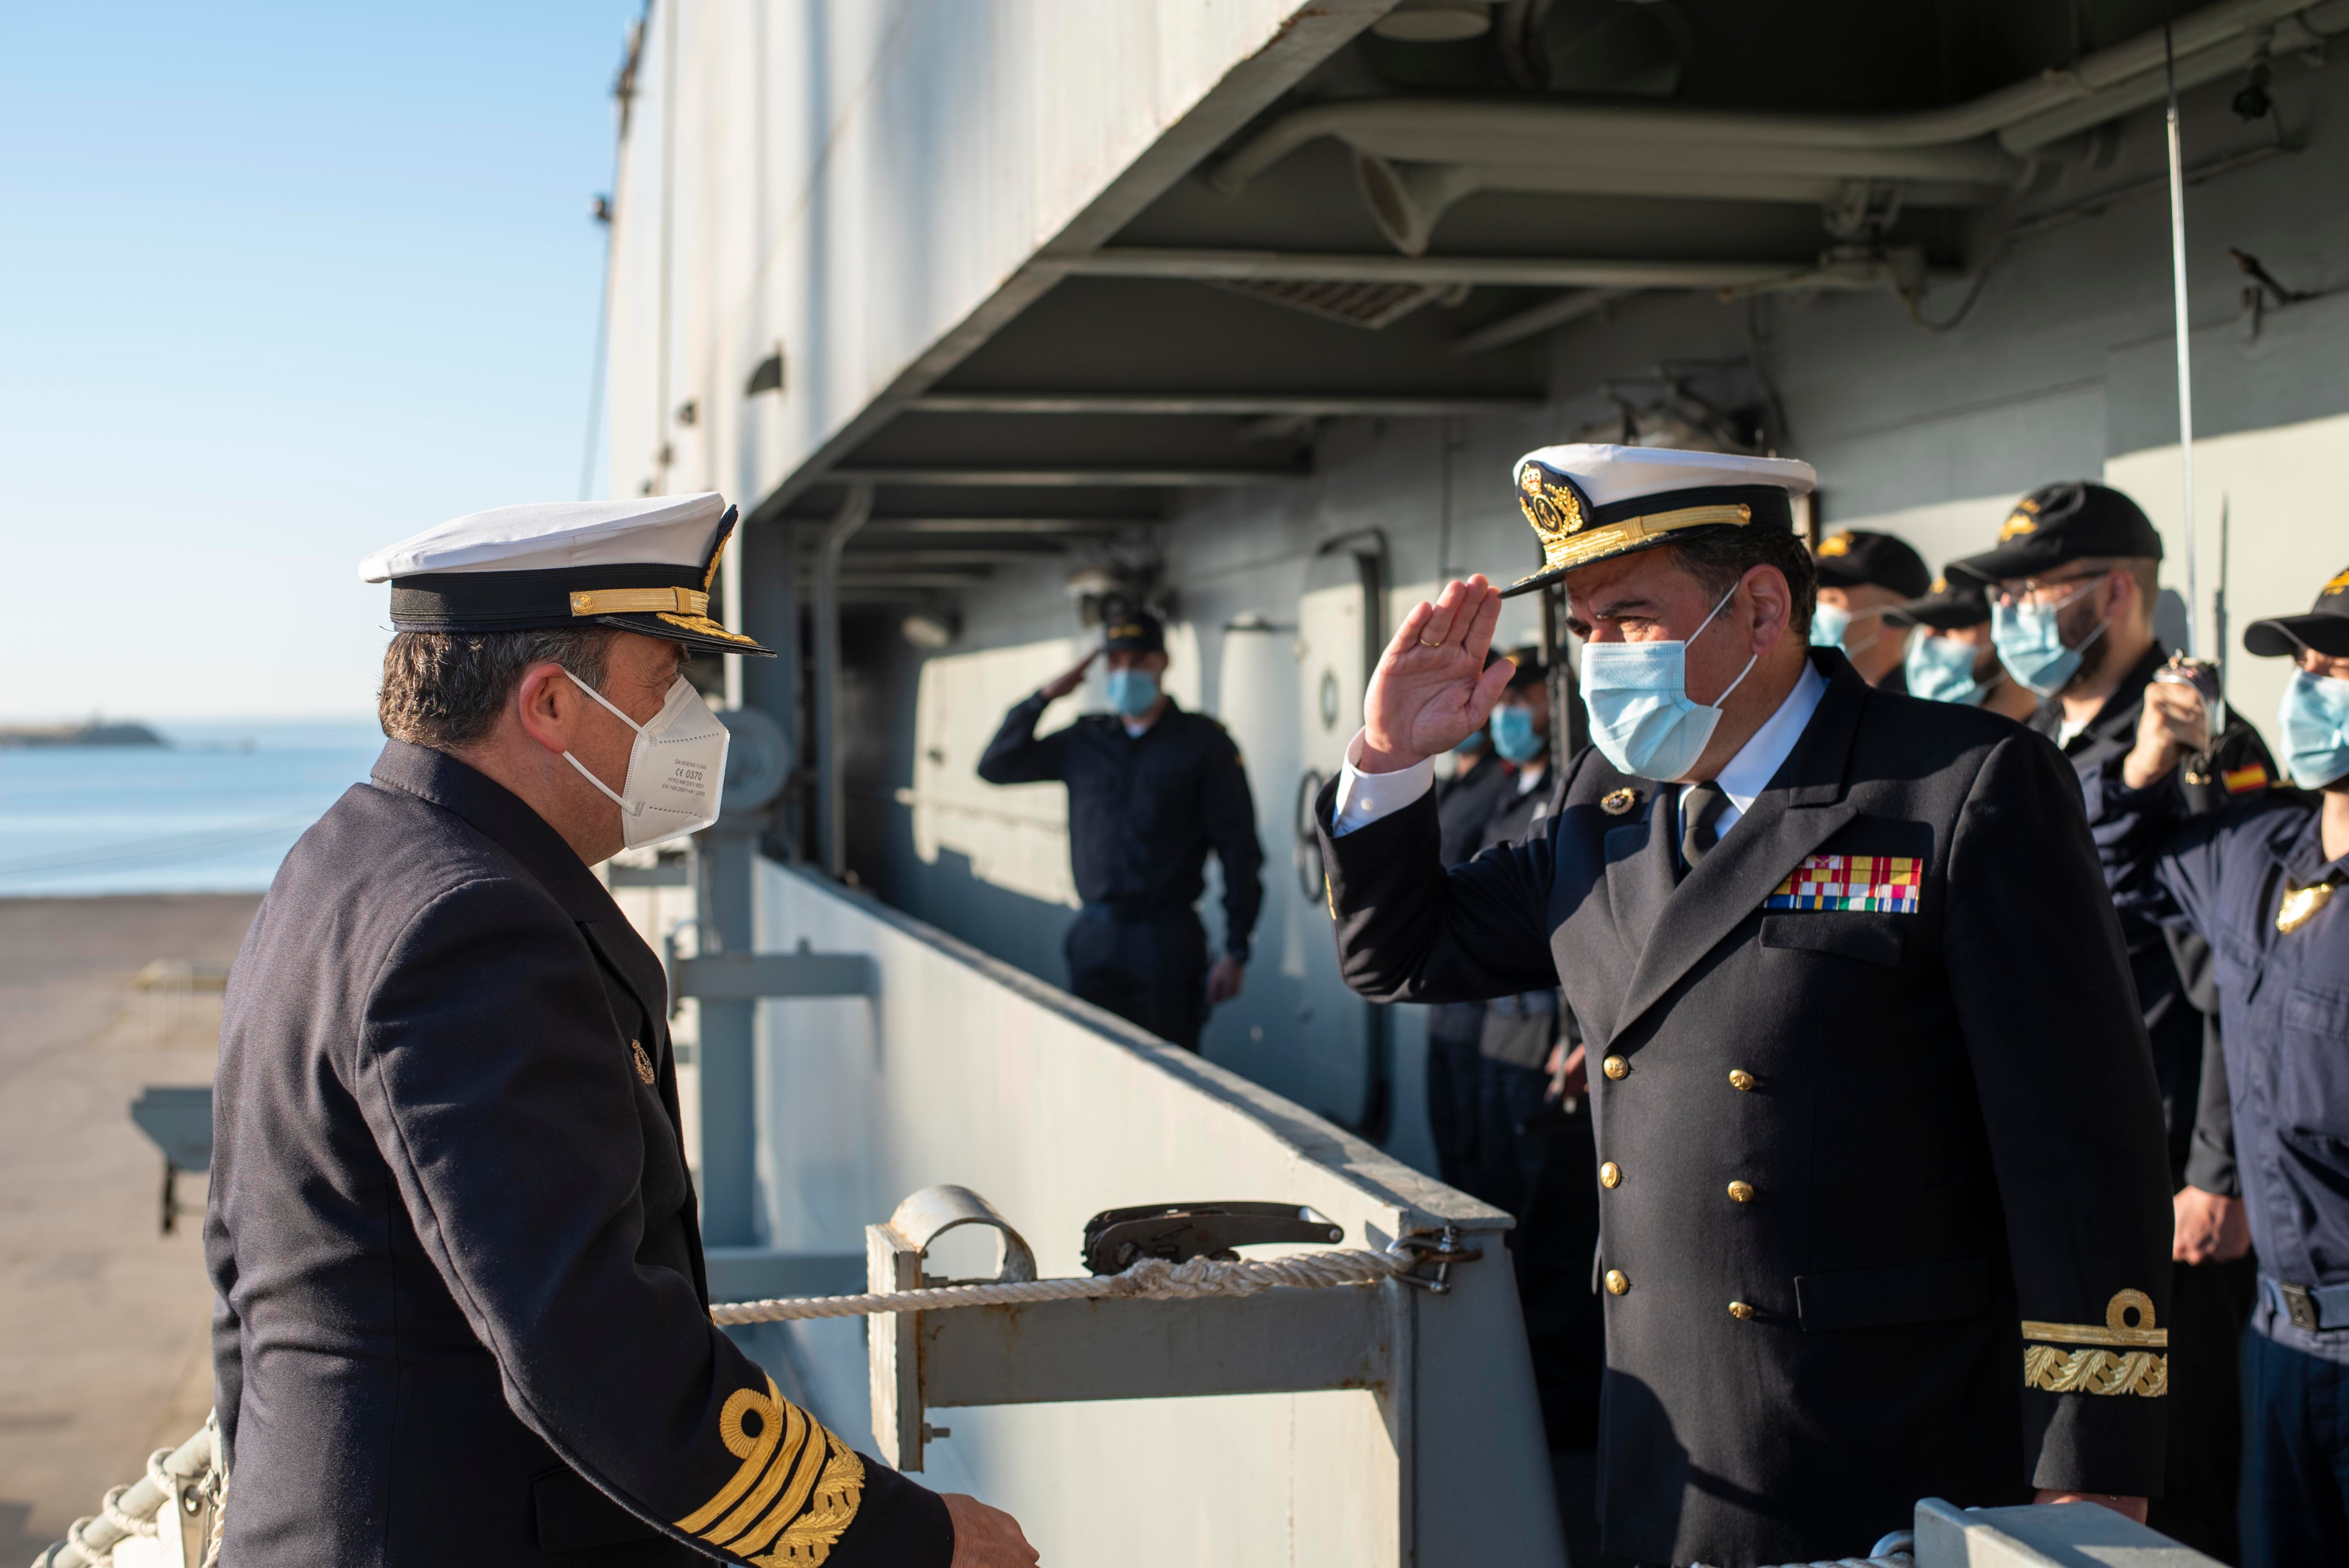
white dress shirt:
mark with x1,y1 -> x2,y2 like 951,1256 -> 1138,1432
1331,661 -> 1827,838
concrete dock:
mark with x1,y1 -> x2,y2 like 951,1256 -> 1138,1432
0,895 -> 256,1559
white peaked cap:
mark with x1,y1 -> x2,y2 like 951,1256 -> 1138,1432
358,492 -> 731,583
1511,445 -> 1815,502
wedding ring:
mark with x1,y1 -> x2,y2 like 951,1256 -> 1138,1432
1418,634 -> 1445,648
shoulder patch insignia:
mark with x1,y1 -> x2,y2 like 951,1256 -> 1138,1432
1601,788 -> 1637,816
1764,854 -> 1921,913
2221,763 -> 2268,795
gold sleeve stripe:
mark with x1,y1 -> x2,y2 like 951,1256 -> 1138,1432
761,1436 -> 868,1565
706,1399 -> 811,1547
2020,1289 -> 2168,1397
727,1415 -> 835,1556
2021,1287 -> 2167,1349
677,1379 -> 787,1534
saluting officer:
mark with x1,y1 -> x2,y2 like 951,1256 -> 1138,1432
2105,565 -> 2349,1568
978,611 -> 1263,1051
1314,445 -> 2173,1566
207,495 -> 1034,1567
1808,528 -> 1931,690
1886,571 -> 2041,722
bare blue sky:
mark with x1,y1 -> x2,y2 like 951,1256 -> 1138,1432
0,2 -> 645,719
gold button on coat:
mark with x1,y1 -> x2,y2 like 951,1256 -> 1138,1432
1599,1162 -> 1621,1188
1729,1069 -> 1756,1091
1729,1301 -> 1756,1320
1604,1269 -> 1629,1295
1727,1180 -> 1754,1203
1602,1055 -> 1629,1081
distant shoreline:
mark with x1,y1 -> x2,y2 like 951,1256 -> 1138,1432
0,720 -> 166,750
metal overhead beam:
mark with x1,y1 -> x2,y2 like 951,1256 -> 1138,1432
1451,288 -> 1636,357
838,572 -> 996,589
905,392 -> 1541,417
1039,249 -> 1793,290
753,0 -> 1393,520
829,466 -> 1303,488
839,549 -> 1065,565
853,517 -> 1135,535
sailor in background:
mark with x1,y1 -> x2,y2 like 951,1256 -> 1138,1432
207,494 -> 1035,1565
1808,528 -> 1930,690
977,611 -> 1264,1052
1884,570 -> 2040,721
2101,565 -> 2349,1568
1954,481 -> 2277,1559
1315,445 -> 2172,1565
1425,661 -> 1518,1192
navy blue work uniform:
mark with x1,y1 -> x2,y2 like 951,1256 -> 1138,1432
206,742 -> 949,1566
977,692 -> 1263,1050
2110,781 -> 2349,1566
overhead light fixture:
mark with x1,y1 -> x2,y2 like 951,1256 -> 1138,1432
902,611 -> 957,650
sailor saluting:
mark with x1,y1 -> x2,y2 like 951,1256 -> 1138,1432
205,494 -> 1035,1566
1312,447 -> 2173,1566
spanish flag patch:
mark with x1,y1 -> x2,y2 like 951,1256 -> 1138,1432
2222,763 -> 2268,795
1764,854 -> 1921,914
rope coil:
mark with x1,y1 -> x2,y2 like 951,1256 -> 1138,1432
712,1248 -> 1404,1326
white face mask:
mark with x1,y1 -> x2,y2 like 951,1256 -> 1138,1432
560,671 -> 730,849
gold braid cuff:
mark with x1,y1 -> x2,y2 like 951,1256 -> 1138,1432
2021,1289 -> 2168,1398
675,1379 -> 865,1562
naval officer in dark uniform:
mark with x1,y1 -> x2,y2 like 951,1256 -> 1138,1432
2102,564 -> 2349,1567
977,611 -> 1263,1051
1314,445 -> 2173,1566
1954,482 -> 2281,1558
206,494 -> 1035,1566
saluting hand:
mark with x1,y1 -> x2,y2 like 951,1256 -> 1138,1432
1039,649 -> 1098,702
2122,682 -> 2210,790
1359,575 -> 1518,773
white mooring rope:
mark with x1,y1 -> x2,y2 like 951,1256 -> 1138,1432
711,1247 -> 1405,1325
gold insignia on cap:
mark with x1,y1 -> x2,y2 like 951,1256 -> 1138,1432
1998,513 -> 2038,542
1816,532 -> 1852,556
2019,1289 -> 2168,1399
1513,460 -> 1756,586
1929,576 -> 1947,593
2325,566 -> 2349,597
1601,787 -> 1636,816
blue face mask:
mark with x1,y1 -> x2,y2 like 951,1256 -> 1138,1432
1579,587 -> 1756,782
1990,579 -> 2108,697
1905,633 -> 1987,706
1810,601 -> 1887,659
1490,703 -> 1545,763
2279,670 -> 2349,789
1105,667 -> 1159,717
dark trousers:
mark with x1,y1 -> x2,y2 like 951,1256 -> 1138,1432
2148,1255 -> 2255,1562
1424,1002 -> 1485,1193
1064,904 -> 1207,1051
2242,1320 -> 2349,1568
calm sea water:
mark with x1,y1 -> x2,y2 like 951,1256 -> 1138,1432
0,718 -> 387,897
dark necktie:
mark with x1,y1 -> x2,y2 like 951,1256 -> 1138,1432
1681,781 -> 1729,872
